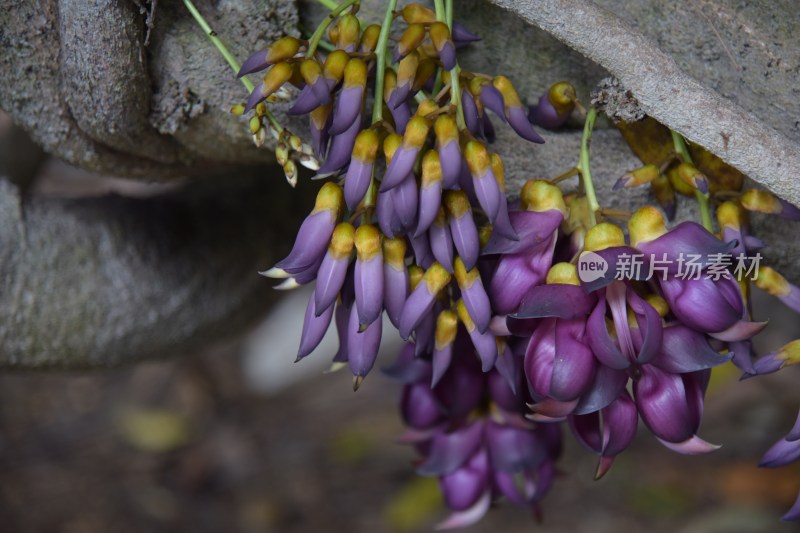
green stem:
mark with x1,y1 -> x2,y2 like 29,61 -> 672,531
578,107 -> 600,227
307,0 -> 361,58
316,0 -> 340,10
437,0 -> 464,129
182,0 -> 283,132
671,130 -> 713,231
372,0 -> 398,124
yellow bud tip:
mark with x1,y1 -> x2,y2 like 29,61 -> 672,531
329,223 -> 356,259
676,162 -> 708,191
248,116 -> 261,134
645,294 -> 670,317
548,82 -> 577,115
352,129 -> 380,162
404,116 -> 431,148
415,99 -> 440,118
408,265 -> 424,291
230,103 -> 245,116
398,23 -> 427,56
353,375 -> 364,391
453,257 -> 480,288
478,225 -> 493,248
492,75 -> 521,108
429,22 -> 452,50
266,36 -> 302,64
716,201 -> 743,231
299,59 -> 322,85
383,133 -> 403,162
314,182 -> 344,215
520,180 -> 567,215
754,266 -> 791,297
397,51 -> 420,84
263,62 -> 294,97
383,237 -> 407,269
777,340 -> 800,366
323,50 -> 350,82
584,223 -> 625,252
343,58 -> 368,88
402,4 -> 436,24
546,263 -> 580,286
464,141 -> 491,177
434,115 -> 459,145
360,24 -> 381,52
741,189 -> 782,215
620,164 -> 660,188
423,263 -> 453,295
490,154 -> 506,191
435,310 -> 459,349
628,206 -> 667,247
443,190 -> 472,218
455,299 -> 475,331
354,225 -> 382,261
421,150 -> 443,187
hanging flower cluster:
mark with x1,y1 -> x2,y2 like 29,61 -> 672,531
229,0 -> 800,527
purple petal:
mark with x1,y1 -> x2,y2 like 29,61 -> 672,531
708,319 -> 768,342
402,382 -> 445,429
297,293 -> 335,360
729,340 -> 756,374
461,279 -> 492,335
760,437 -> 800,468
480,112 -> 495,143
489,254 -> 549,315
434,345 -> 485,418
634,365 -> 694,443
482,210 -> 562,255
332,301 -> 350,363
289,85 -> 323,115
657,435 -> 720,455
491,199 -> 518,241
529,93 -> 568,130
314,253 -> 350,315
461,90 -> 481,136
377,189 -> 401,239
355,255 -> 384,326
781,491 -> 800,521
382,146 -> 418,192
399,282 -> 437,340
347,305 -> 382,379
344,158 -> 373,210
469,328 -> 498,372
328,86 -> 363,136
638,222 -> 736,270
438,141 -> 462,190
438,42 -> 457,70
651,324 -> 731,373
586,298 -> 629,370
409,231 -> 434,268
415,308 -> 436,356
274,210 -> 336,273
384,342 -> 429,383
384,262 -> 409,329
429,222 -> 455,273
451,22 -> 481,44
389,101 -> 411,133
393,174 -> 419,229
435,490 -> 490,530
317,113 -> 361,176
439,452 -> 489,511
507,105 -> 545,143
416,180 -> 443,237
432,343 -> 453,387
237,49 -> 268,77
515,284 -> 595,320
486,421 -> 545,472
548,318 -> 597,401
660,276 -> 742,333
479,85 -> 506,121
450,213 -> 480,271
472,169 -> 501,222
416,421 -> 484,475
573,365 -> 629,415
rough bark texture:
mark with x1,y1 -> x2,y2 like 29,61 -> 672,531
0,0 -> 798,368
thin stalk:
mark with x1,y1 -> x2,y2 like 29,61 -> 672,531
316,0 -> 339,10
578,107 -> 600,226
439,0 -> 465,129
306,0 -> 361,57
182,0 -> 283,132
671,130 -> 713,231
372,0 -> 398,124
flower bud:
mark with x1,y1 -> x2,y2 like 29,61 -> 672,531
583,223 -> 625,252
395,23 -> 427,62
628,206 -> 667,247
429,22 -> 456,69
238,36 -> 302,77
614,164 -> 660,190
401,4 -> 436,23
359,24 -> 382,53
741,189 -> 800,220
520,180 -> 567,215
676,162 -> 709,194
335,14 -> 360,52
545,262 -> 580,286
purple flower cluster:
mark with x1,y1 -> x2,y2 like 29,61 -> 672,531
238,1 -> 800,526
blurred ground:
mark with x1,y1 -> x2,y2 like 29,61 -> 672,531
0,315 -> 799,533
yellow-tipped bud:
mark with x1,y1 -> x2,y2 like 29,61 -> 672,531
383,69 -> 398,103
520,180 -> 567,215
492,75 -> 522,108
249,116 -> 261,135
383,133 -> 403,162
754,266 -> 791,297
453,257 -> 480,288
359,24 -> 382,53
490,154 -> 505,191
717,201 -> 745,231
403,115 -> 431,148
628,206 -> 667,247
546,262 -> 580,286
398,23 -> 427,58
401,4 -> 436,24
412,58 -> 437,92
415,99 -> 439,118
618,164 -> 660,188
335,14 -> 360,50
343,58 -> 368,88
435,310 -> 458,350
433,206 -> 448,226
776,340 -> 800,366
443,190 -> 471,219
266,36 -> 302,64
310,103 -> 332,130
455,299 -> 475,331
645,294 -> 670,317
283,160 -> 298,188
329,222 -> 356,259
429,22 -> 452,52
299,59 -> 323,86
464,140 -> 491,177
383,236 -> 407,270
354,224 -> 382,261
478,225 -> 493,248
262,62 -> 294,98
313,182 -> 345,217
548,82 -> 577,115
423,263 -> 453,295
564,195 -> 590,234
421,150 -> 442,187
584,222 -> 625,252
741,189 -> 782,215
323,50 -> 350,84
352,129 -> 380,163
676,162 -> 709,193
230,103 -> 245,116
667,166 -> 696,197
434,114 -> 459,146
408,265 -> 424,291
397,51 -> 420,86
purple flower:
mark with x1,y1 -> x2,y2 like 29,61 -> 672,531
353,225 -> 384,327
314,222 -> 355,314
444,191 -> 480,271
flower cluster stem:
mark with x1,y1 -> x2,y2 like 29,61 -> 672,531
307,0 -> 361,58
578,107 -> 600,227
436,0 -> 465,129
182,0 -> 283,132
671,130 -> 713,232
371,0 -> 398,124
